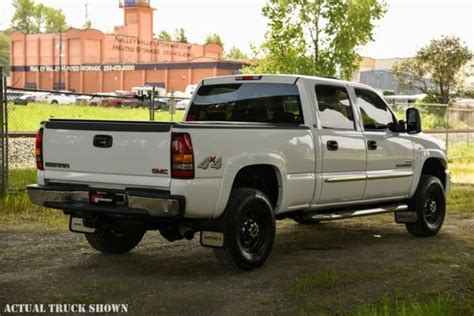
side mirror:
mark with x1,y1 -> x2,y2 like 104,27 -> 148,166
406,108 -> 422,134
397,120 -> 406,133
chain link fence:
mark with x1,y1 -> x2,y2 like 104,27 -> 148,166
2,83 -> 473,191
4,86 -> 189,191
391,102 -> 474,148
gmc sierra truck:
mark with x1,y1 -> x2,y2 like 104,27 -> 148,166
27,75 -> 450,271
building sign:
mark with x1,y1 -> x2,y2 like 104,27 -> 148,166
29,64 -> 136,72
12,61 -> 244,73
112,35 -> 194,58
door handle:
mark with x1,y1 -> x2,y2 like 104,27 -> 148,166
93,135 -> 113,148
367,140 -> 377,150
326,140 -> 339,151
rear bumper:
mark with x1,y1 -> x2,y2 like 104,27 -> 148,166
26,184 -> 185,218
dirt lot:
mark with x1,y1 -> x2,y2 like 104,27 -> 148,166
1,212 -> 473,315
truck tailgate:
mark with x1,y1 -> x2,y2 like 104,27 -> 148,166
41,120 -> 172,189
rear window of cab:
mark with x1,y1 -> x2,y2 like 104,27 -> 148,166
186,83 -> 304,124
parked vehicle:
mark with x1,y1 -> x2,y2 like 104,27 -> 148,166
46,91 -> 76,105
184,84 -> 197,96
27,75 -> 450,271
132,86 -> 166,101
32,92 -> 51,103
13,94 -> 36,105
175,99 -> 189,110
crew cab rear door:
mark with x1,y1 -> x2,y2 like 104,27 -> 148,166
313,83 -> 367,205
354,88 -> 415,199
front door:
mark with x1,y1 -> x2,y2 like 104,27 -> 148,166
313,84 -> 367,205
354,88 -> 415,200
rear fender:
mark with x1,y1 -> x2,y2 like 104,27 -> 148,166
213,154 -> 286,218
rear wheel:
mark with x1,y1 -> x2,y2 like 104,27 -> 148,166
213,188 -> 275,271
405,175 -> 446,237
86,228 -> 145,254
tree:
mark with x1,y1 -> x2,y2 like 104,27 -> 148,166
174,28 -> 188,43
205,33 -> 223,47
225,47 -> 249,60
43,7 -> 67,32
82,20 -> 92,30
0,32 -> 9,75
393,36 -> 472,103
245,0 -> 386,79
11,0 -> 67,33
11,0 -> 37,33
158,30 -> 172,41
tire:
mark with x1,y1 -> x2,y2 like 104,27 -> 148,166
405,175 -> 446,237
292,213 -> 320,225
86,228 -> 145,254
213,188 -> 275,271
51,100 -> 59,105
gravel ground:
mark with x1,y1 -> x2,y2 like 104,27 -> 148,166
8,137 -> 35,170
6,133 -> 474,170
0,214 -> 473,315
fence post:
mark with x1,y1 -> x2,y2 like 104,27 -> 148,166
170,96 -> 175,122
150,86 -> 155,121
3,68 -> 8,192
468,110 -> 471,146
0,66 -> 3,193
445,103 -> 450,156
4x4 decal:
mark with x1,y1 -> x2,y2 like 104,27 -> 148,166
197,156 -> 222,170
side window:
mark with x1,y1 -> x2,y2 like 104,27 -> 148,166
315,85 -> 355,130
355,89 -> 395,131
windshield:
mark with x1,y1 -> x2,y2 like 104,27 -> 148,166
186,83 -> 304,124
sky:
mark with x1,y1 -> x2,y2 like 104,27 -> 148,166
0,0 -> 472,59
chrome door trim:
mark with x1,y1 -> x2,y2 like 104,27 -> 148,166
367,171 -> 413,180
324,175 -> 367,183
325,171 -> 413,183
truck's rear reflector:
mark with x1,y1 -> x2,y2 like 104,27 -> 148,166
235,75 -> 262,81
35,128 -> 44,170
171,133 -> 194,179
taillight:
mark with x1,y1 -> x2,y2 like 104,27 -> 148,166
171,133 -> 194,179
35,128 -> 44,170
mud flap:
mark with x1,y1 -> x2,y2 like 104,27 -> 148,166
200,231 -> 224,248
395,211 -> 417,223
70,216 -> 96,234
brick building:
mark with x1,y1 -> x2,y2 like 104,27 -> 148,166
9,0 -> 245,93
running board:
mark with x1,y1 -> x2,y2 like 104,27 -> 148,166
310,204 -> 408,222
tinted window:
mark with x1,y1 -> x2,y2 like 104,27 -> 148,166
356,89 -> 395,131
186,83 -> 304,124
315,85 -> 355,130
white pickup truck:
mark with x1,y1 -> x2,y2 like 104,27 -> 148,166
27,75 -> 450,270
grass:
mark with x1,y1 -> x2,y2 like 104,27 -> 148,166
350,295 -> 458,316
302,295 -> 459,316
447,184 -> 474,213
292,270 -> 466,316
289,268 -> 343,295
8,102 -> 185,131
449,144 -> 474,184
0,191 -> 67,230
